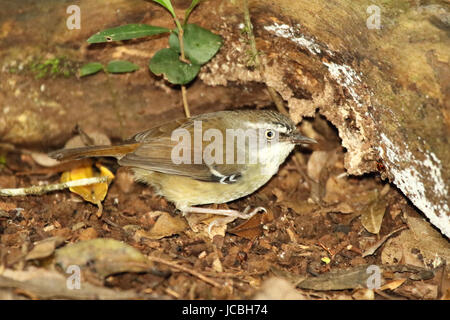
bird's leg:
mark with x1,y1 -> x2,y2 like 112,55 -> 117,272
183,206 -> 266,237
183,206 -> 266,219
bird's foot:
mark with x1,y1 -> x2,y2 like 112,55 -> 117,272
183,206 -> 266,237
183,206 -> 266,219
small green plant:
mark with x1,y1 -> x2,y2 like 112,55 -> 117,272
79,60 -> 140,77
30,57 -> 76,79
80,0 -> 223,117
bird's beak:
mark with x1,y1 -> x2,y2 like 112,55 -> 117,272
290,133 -> 317,145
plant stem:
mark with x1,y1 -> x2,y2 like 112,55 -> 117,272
174,17 -> 191,118
242,0 -> 288,116
174,19 -> 188,63
181,85 -> 190,118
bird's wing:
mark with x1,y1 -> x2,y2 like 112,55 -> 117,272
119,116 -> 245,183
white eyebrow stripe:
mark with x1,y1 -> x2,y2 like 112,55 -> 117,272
273,125 -> 288,134
243,122 -> 289,134
242,121 -> 265,130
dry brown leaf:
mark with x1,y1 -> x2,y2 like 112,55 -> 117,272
363,226 -> 407,258
54,238 -> 152,279
405,214 -> 450,264
30,152 -> 60,167
25,236 -> 65,261
228,210 -> 273,240
395,282 -> 438,299
296,265 -> 378,290
182,212 -> 231,237
296,264 -> 433,291
326,202 -> 354,214
144,212 -> 188,240
381,236 -> 408,265
281,201 -> 319,215
307,150 -> 330,182
0,267 -> 143,299
380,279 -> 406,291
65,131 -> 111,149
270,266 -> 307,285
381,214 -> 450,269
360,198 -> 387,234
323,175 -> 348,203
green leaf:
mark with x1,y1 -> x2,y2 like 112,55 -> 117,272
153,0 -> 176,18
87,24 -> 170,43
184,0 -> 201,23
106,60 -> 139,73
169,23 -> 222,65
149,48 -> 200,85
79,62 -> 104,77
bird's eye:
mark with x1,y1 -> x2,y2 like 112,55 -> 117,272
265,129 -> 275,140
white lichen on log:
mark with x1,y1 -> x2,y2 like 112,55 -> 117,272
378,133 -> 449,238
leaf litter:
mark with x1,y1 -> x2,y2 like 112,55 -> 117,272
0,114 -> 448,299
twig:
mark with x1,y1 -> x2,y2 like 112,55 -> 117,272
148,255 -> 221,288
243,0 -> 288,116
0,177 -> 109,197
317,241 -> 335,259
165,288 -> 181,299
362,226 -> 408,257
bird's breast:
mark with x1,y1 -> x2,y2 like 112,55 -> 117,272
132,166 -> 275,211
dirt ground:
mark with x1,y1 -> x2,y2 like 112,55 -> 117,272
0,118 -> 447,299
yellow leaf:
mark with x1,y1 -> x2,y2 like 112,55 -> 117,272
61,163 -> 114,215
321,257 -> 331,264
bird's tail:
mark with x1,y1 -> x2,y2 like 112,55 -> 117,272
48,143 -> 140,161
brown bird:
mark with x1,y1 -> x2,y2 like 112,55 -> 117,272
49,110 -> 316,220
